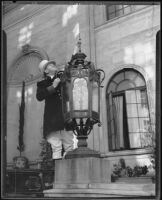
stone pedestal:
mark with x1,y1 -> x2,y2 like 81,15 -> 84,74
55,157 -> 110,185
43,157 -> 111,197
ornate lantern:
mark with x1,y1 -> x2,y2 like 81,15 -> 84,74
61,37 -> 105,158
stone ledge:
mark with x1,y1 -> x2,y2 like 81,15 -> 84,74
44,183 -> 155,197
100,148 -> 153,158
53,182 -> 155,190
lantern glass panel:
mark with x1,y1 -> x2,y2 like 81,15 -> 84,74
92,81 -> 99,113
72,78 -> 88,110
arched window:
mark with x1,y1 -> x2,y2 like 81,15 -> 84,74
8,44 -> 49,86
106,68 -> 151,151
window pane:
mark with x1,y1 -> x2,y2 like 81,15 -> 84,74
127,104 -> 138,117
113,72 -> 124,84
125,71 -> 137,80
124,6 -> 131,14
140,132 -> 153,147
136,90 -> 141,103
116,9 -> 123,17
116,5 -> 123,10
129,133 -> 142,148
138,104 -> 149,117
108,82 -> 117,92
128,118 -> 139,132
140,90 -> 148,104
139,118 -> 150,132
108,12 -> 116,20
125,90 -> 136,103
108,5 -> 115,12
136,90 -> 147,103
117,80 -> 135,91
134,75 -> 145,87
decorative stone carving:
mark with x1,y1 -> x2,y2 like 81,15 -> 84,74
7,45 -> 49,86
22,44 -> 31,54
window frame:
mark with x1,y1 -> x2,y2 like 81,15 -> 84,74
105,4 -> 134,21
107,69 -> 152,152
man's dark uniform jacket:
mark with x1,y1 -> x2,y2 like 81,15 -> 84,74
36,76 -> 67,138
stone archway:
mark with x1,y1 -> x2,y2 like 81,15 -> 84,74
6,44 -> 48,163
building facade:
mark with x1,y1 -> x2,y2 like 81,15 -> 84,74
3,2 -> 160,174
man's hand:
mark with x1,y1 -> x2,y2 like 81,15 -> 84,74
52,78 -> 61,88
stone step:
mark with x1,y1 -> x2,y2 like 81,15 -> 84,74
44,183 -> 155,197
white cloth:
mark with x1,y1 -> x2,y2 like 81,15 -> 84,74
47,130 -> 78,159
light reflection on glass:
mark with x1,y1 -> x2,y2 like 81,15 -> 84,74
73,78 -> 88,110
92,82 -> 98,112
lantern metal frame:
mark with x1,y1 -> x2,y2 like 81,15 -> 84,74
59,39 -> 105,158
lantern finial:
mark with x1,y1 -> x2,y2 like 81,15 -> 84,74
77,33 -> 82,53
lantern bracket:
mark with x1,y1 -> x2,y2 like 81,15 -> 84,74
69,118 -> 94,137
96,69 -> 105,87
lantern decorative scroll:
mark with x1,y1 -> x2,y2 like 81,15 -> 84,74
61,38 -> 105,158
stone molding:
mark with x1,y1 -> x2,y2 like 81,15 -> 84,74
3,4 -> 51,30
